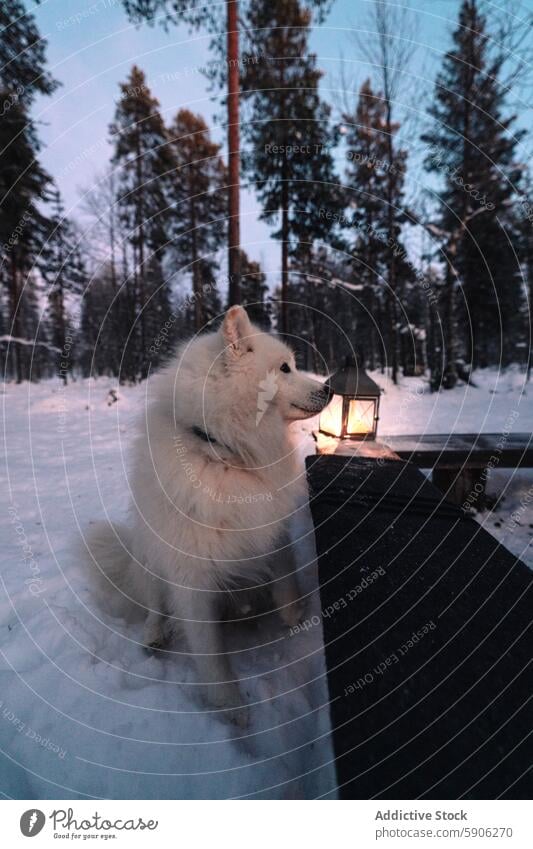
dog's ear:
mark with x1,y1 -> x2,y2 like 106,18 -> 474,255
222,305 -> 253,356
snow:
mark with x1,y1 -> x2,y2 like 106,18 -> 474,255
1,367 -> 532,799
0,377 -> 337,799
0,336 -> 61,352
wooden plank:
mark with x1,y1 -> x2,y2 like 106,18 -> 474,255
316,432 -> 401,460
306,454 -> 532,799
432,467 -> 488,508
383,432 -> 533,468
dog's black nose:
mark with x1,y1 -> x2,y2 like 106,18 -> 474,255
322,382 -> 334,403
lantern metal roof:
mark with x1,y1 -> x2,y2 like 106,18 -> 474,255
326,355 -> 381,398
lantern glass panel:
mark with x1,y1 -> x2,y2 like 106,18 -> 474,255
318,395 -> 344,437
346,398 -> 376,436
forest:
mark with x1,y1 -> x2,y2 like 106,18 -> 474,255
1,0 -> 532,389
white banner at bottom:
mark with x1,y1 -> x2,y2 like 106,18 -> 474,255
3,799 -> 531,848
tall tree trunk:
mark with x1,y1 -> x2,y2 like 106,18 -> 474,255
108,179 -> 120,376
526,242 -> 533,382
443,254 -> 458,388
134,120 -> 146,377
190,196 -> 204,331
420,285 -> 429,374
441,85 -> 472,389
378,295 -> 386,373
57,287 -> 67,385
137,231 -> 146,374
227,0 -> 241,306
9,255 -> 22,383
110,207 -> 117,292
384,99 -> 399,384
307,283 -> 321,373
428,301 -> 437,390
280,156 -> 289,336
367,285 -> 376,370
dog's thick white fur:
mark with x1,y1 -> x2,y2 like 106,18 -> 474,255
86,306 -> 331,721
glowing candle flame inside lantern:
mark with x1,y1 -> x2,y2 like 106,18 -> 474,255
319,355 -> 381,441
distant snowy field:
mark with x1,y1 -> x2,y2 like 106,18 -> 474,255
1,368 -> 531,799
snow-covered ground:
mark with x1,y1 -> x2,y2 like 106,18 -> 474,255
0,377 -> 337,799
1,367 -> 531,799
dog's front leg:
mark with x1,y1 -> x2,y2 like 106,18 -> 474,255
142,576 -> 171,650
271,539 -> 305,628
143,609 -> 169,650
178,587 -> 247,726
272,571 -> 305,628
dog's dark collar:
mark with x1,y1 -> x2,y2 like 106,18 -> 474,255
191,425 -> 219,445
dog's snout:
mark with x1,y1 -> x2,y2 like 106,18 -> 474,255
310,383 -> 334,408
315,383 -> 334,404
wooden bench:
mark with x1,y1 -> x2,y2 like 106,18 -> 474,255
382,433 -> 533,508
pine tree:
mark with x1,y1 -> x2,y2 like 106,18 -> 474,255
79,267 -> 120,378
120,1 -> 332,306
281,246 -> 368,373
179,260 -> 223,332
110,66 -> 176,377
0,1 -> 58,381
168,109 -> 227,331
351,0 -> 418,383
40,190 -> 86,382
80,169 -> 136,378
0,1 -> 58,107
239,250 -> 271,328
0,98 -> 51,381
422,0 -> 524,378
343,78 -> 411,372
518,173 -> 533,379
241,0 -> 341,336
120,0 -> 243,302
0,272 -> 52,382
285,246 -> 337,371
144,256 -> 176,368
22,281 -> 54,380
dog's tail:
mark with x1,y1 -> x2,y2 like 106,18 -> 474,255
83,521 -> 145,622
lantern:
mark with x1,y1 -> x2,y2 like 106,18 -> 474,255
319,355 -> 381,441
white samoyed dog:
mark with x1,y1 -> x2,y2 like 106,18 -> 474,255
85,305 -> 331,722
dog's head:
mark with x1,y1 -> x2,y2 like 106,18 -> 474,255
222,305 -> 332,422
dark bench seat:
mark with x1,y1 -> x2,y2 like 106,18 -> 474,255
384,432 -> 533,469
306,454 -> 532,799
381,433 -> 533,507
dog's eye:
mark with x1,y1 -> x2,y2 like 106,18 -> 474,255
280,362 -> 291,373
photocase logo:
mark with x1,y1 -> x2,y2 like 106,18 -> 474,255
20,809 -> 45,837
256,369 -> 279,425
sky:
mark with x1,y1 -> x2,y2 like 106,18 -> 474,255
29,0 -> 533,290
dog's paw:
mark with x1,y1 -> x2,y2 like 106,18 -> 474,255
145,639 -> 165,653
228,705 -> 249,729
207,681 -> 241,709
143,621 -> 168,652
280,600 -> 306,629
